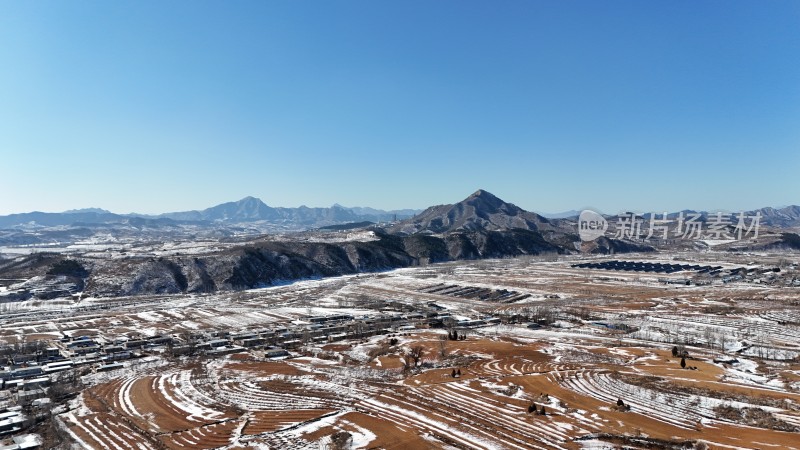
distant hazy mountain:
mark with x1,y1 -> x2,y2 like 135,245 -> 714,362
158,197 -> 409,226
0,197 -> 421,231
601,205 -> 800,229
337,205 -> 419,220
0,210 -> 125,229
749,205 -> 800,228
62,208 -> 113,214
537,210 -> 581,219
160,196 -> 283,222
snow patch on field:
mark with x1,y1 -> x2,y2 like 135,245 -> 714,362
340,419 -> 377,448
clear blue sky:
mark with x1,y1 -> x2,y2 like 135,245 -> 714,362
1,1 -> 798,215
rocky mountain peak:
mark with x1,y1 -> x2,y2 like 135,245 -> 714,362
462,189 -> 513,213
389,189 -> 552,234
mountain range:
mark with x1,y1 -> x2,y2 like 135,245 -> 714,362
1,194 -> 797,231
542,206 -> 800,227
1,189 -> 797,299
0,198 -> 420,230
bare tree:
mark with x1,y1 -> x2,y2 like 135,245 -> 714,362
409,345 -> 425,367
330,431 -> 352,450
402,352 -> 415,372
438,335 -> 448,358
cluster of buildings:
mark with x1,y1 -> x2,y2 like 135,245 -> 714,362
0,407 -> 41,449
0,300 -> 509,448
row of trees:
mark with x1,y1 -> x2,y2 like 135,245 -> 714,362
446,329 -> 467,340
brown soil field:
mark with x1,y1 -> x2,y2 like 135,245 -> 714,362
510,373 -> 800,449
245,409 -> 335,435
73,330 -> 800,449
224,360 -> 306,376
159,420 -> 240,450
303,411 -> 437,449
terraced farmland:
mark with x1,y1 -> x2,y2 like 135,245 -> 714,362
0,254 -> 795,449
